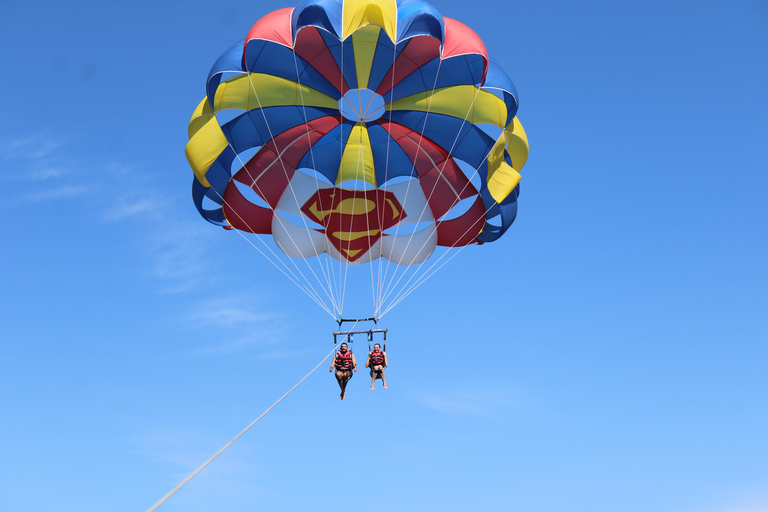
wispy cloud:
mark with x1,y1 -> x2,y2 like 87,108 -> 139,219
0,132 -> 90,207
0,133 -> 64,160
135,428 -> 271,497
104,196 -> 160,221
1,131 -> 296,342
190,296 -> 273,327
25,166 -> 70,181
410,386 -> 516,416
180,293 -> 288,354
0,130 -> 218,293
97,176 -> 217,290
142,221 -> 219,292
22,184 -> 93,202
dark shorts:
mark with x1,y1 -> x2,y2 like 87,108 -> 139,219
336,369 -> 352,380
369,365 -> 384,378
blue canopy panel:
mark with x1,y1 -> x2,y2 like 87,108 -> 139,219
382,57 -> 440,103
435,54 -> 486,88
310,27 -> 359,90
386,110 -> 496,170
363,30 -> 398,93
476,185 -> 519,242
395,0 -> 445,43
296,121 -> 355,183
207,41 -> 246,111
292,0 -> 343,41
221,106 -> 337,154
367,121 -> 418,184
204,145 -> 238,201
384,53 -> 485,104
192,177 -> 228,225
482,58 -> 519,125
242,38 -> 340,99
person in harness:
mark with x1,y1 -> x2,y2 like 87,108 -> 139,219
365,343 -> 388,390
330,342 -> 357,400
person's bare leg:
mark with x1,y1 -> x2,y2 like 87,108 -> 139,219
336,371 -> 346,399
381,372 -> 387,390
370,375 -> 375,390
340,371 -> 352,399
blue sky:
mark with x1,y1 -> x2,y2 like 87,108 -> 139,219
1,1 -> 767,511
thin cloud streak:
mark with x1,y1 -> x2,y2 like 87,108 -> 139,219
25,166 -> 70,181
104,197 -> 160,222
411,386 -> 516,416
23,184 -> 93,202
0,133 -> 63,160
135,428 -> 270,496
181,293 -> 287,354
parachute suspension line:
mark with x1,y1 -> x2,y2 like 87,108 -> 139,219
346,117 -> 379,317
220,134 -> 340,317
375,57 -> 447,315
197,122 -> 335,317
226,226 -> 335,317
211,148 -> 336,318
381,73 -> 517,315
377,85 -> 485,312
379,194 -> 500,319
241,76 -> 342,314
144,343 -> 339,512
372,59 -> 438,317
290,41 -> 346,317
373,37 -> 402,319
235,70 -> 345,316
337,34 -> 350,317
379,127 -> 502,319
331,34 -> 344,316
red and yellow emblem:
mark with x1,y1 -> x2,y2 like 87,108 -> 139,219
301,188 -> 407,261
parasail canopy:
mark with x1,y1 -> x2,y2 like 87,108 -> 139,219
185,0 -> 529,319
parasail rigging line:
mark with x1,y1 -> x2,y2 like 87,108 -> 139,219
290,44 -> 347,317
237,72 -> 346,316
379,140 -> 504,318
201,96 -> 339,315
210,76 -> 343,317
374,56 -> 447,318
145,343 -> 339,512
379,174 -> 505,319
376,84 -> 486,313
376,58 -> 484,316
204,184 -> 335,317
374,40 -> 400,317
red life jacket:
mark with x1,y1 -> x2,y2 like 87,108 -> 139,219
335,351 -> 353,370
369,351 -> 385,365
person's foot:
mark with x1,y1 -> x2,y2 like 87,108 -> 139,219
370,386 -> 374,390
383,384 -> 388,390
340,393 -> 344,400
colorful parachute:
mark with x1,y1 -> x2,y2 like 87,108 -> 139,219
186,0 -> 528,316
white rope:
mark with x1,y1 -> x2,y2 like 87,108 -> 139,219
235,75 -> 343,314
374,57 -> 445,317
145,344 -> 339,512
290,43 -> 346,317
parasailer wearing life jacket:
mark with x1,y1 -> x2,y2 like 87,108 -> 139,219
365,343 -> 388,391
330,343 -> 357,400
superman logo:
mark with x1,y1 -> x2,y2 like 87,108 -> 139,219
301,188 -> 407,262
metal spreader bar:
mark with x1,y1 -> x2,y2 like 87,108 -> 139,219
333,328 -> 388,345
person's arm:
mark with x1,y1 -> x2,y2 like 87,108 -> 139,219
330,355 -> 335,372
352,354 -> 358,371
365,353 -> 371,368
383,352 -> 388,367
